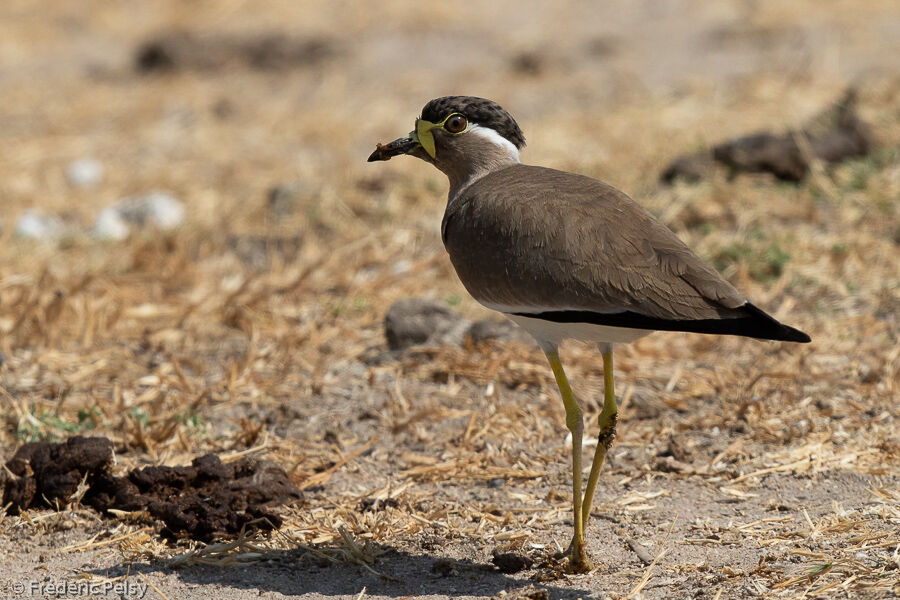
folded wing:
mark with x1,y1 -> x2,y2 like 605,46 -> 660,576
442,165 -> 810,342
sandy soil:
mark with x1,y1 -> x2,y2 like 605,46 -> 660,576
1,1 -> 898,599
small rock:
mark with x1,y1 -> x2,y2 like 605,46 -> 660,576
657,433 -> 694,462
384,298 -> 469,350
94,192 -> 185,240
652,456 -> 693,473
66,158 -> 104,188
713,132 -> 808,182
625,537 -> 656,565
491,550 -> 533,574
431,558 -> 458,577
659,153 -> 715,184
660,89 -> 872,185
94,209 -> 130,240
509,51 -> 544,76
14,210 -> 69,241
135,32 -> 337,73
356,497 -> 399,512
466,318 -> 533,345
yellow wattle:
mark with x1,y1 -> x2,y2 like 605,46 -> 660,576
415,119 -> 437,158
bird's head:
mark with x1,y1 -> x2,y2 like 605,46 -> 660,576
368,96 -> 525,190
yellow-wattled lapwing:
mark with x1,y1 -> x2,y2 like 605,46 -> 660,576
368,96 -> 810,572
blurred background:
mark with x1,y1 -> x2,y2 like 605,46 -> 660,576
0,1 -> 898,596
3,1 -> 899,224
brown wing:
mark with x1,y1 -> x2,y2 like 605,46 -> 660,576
442,164 -> 810,342
442,164 -> 746,320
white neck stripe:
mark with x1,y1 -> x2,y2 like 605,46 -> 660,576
467,124 -> 521,163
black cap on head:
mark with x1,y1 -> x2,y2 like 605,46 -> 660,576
421,96 -> 526,149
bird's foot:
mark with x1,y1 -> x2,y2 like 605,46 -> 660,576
565,544 -> 593,573
553,537 -> 593,573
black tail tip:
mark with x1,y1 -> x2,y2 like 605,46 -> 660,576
784,327 -> 812,343
744,302 -> 811,343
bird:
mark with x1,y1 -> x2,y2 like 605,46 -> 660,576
367,96 -> 810,572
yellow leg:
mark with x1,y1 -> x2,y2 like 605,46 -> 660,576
581,349 -> 618,531
543,346 -> 592,572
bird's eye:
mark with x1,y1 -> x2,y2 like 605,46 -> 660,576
443,114 -> 467,134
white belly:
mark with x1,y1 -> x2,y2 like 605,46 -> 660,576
507,313 -> 652,349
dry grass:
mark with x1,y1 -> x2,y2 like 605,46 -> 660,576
0,1 -> 898,598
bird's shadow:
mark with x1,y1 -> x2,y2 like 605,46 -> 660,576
93,543 -> 596,599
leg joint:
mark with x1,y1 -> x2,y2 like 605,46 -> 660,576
596,413 -> 618,450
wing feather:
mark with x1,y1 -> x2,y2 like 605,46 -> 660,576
442,164 -> 746,321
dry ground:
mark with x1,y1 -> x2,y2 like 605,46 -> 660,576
1,1 -> 898,599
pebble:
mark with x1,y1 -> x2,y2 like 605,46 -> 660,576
491,550 -> 534,574
94,192 -> 185,240
65,158 -> 104,188
383,298 -> 470,350
466,318 -> 533,345
14,210 -> 68,241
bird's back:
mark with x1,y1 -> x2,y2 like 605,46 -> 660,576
441,164 -> 809,342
